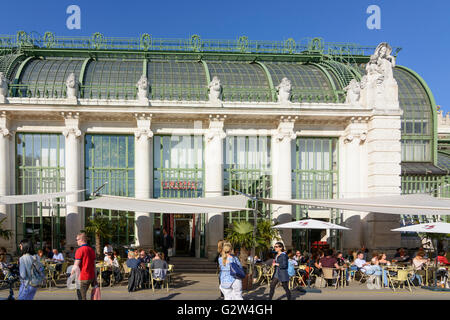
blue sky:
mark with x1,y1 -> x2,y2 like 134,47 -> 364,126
1,0 -> 449,112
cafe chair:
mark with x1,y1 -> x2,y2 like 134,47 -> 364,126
57,261 -> 69,280
150,268 -> 169,292
262,265 -> 274,287
322,267 -> 340,289
294,266 -> 307,288
167,264 -> 174,286
122,262 -> 131,281
388,269 -> 412,292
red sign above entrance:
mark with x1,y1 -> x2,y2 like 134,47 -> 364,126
162,181 -> 199,190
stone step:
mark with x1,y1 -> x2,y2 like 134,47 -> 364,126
169,257 -> 218,274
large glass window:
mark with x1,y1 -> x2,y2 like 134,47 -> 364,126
15,133 -> 65,251
85,135 -> 135,246
153,135 -> 205,256
291,137 -> 338,250
223,136 -> 271,227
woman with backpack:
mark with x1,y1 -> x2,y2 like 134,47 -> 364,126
18,239 -> 43,300
218,242 -> 243,300
268,242 -> 292,300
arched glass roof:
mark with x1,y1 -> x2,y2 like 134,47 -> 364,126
264,62 -> 336,103
147,60 -> 207,101
206,61 -> 270,102
394,67 -> 432,137
83,59 -> 142,99
15,57 -> 84,98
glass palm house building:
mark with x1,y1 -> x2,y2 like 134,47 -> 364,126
0,31 -> 448,259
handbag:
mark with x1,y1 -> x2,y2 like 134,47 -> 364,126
229,257 -> 246,279
91,285 -> 101,300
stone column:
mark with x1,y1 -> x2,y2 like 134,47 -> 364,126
62,112 -> 83,249
271,116 -> 296,249
340,117 -> 369,251
0,111 -> 12,250
134,113 -> 154,250
205,115 -> 226,261
365,110 -> 402,253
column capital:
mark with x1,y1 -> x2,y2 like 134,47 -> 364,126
134,113 -> 153,140
0,111 -> 12,138
205,114 -> 226,143
274,116 -> 297,142
61,112 -> 82,138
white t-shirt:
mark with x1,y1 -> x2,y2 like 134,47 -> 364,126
354,258 -> 367,269
52,252 -> 64,262
103,245 -> 113,254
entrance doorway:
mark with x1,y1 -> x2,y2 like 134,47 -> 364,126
174,218 -> 192,256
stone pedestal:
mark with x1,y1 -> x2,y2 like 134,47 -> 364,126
205,115 -> 226,261
340,118 -> 369,251
134,114 -> 154,250
365,111 -> 402,253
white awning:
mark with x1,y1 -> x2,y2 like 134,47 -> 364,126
273,219 -> 350,230
391,222 -> 450,234
0,190 -> 85,205
261,194 -> 450,216
70,195 -> 250,213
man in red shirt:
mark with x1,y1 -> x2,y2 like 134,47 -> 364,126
71,232 -> 96,300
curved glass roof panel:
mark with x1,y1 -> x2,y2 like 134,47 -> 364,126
437,152 -> 450,172
16,58 -> 84,98
206,61 -> 270,102
264,63 -> 335,103
394,67 -> 432,136
147,60 -> 207,101
83,59 -> 143,99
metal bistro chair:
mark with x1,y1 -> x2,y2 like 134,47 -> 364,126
290,266 -> 307,289
167,264 -> 174,286
261,265 -> 274,287
45,263 -> 58,289
150,268 -> 169,292
388,269 -> 412,292
57,261 -> 69,280
255,264 -> 264,284
322,267 -> 340,289
122,262 -> 131,282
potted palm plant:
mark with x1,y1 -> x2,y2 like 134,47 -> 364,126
84,213 -> 112,257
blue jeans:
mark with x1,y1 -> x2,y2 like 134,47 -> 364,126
18,282 -> 37,300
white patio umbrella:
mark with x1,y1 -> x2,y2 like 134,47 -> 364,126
273,219 -> 351,231
273,219 -> 351,292
391,222 -> 450,291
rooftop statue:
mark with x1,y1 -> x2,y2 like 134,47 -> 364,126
208,76 -> 222,103
65,73 -> 79,101
136,75 -> 149,100
344,79 -> 360,106
276,77 -> 292,104
347,42 -> 399,110
0,72 -> 9,103
362,42 -> 399,110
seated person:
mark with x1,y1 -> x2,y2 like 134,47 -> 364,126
392,248 -> 410,263
37,249 -> 46,262
126,251 -> 145,292
150,252 -> 168,288
103,252 -> 123,286
351,252 -> 371,273
126,251 -> 140,269
411,251 -> 430,285
51,248 -> 64,273
253,255 -> 262,264
319,249 -> 339,285
437,251 -> 450,288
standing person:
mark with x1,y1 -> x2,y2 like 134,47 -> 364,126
162,229 -> 173,262
268,242 -> 291,300
216,240 -> 225,300
17,239 -> 42,300
70,232 -> 97,300
218,242 -> 243,300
